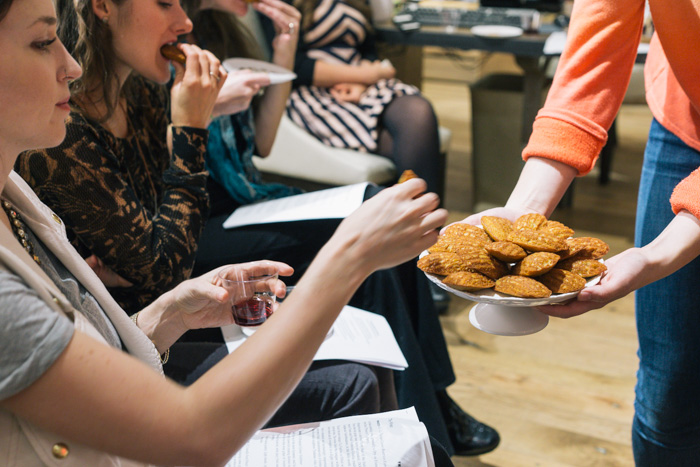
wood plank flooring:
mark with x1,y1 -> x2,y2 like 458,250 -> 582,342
421,73 -> 652,466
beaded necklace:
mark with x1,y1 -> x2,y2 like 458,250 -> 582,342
1,199 -> 41,265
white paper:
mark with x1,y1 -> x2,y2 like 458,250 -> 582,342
221,306 -> 408,370
223,182 -> 370,229
226,408 -> 435,467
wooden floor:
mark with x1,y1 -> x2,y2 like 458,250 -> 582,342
421,64 -> 652,466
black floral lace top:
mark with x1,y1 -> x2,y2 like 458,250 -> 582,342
16,77 -> 210,314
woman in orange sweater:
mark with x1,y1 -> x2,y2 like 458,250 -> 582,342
460,0 -> 700,464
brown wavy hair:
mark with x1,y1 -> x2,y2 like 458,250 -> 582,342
55,0 -> 134,122
293,0 -> 372,34
181,0 -> 263,61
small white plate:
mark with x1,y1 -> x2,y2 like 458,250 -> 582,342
222,58 -> 297,84
470,25 -> 524,39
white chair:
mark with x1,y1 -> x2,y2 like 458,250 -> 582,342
239,8 -> 452,187
254,115 -> 452,186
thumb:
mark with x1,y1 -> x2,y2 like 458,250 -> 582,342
196,281 -> 229,304
171,62 -> 185,83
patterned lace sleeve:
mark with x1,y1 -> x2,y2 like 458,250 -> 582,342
16,107 -> 210,313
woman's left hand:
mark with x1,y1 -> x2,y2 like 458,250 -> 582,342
212,69 -> 271,117
537,248 -> 649,318
254,0 -> 301,68
170,261 -> 294,331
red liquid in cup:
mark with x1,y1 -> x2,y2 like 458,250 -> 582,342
232,294 -> 274,326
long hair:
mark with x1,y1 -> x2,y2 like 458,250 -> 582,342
0,0 -> 16,22
293,0 -> 372,34
181,0 -> 263,61
55,0 -> 133,122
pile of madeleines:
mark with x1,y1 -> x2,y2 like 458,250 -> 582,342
418,214 -> 609,299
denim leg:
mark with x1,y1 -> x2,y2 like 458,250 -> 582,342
633,119 -> 700,465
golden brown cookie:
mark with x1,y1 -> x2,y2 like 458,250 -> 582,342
512,252 -> 560,277
442,271 -> 495,292
537,268 -> 587,294
514,213 -> 547,231
428,235 -> 485,257
442,223 -> 492,246
566,237 -> 610,260
494,275 -> 552,298
417,252 -> 469,276
484,241 -> 527,262
459,247 -> 509,280
541,220 -> 575,241
397,169 -> 418,184
160,44 -> 186,65
481,216 -> 515,242
556,258 -> 607,278
506,228 -> 567,253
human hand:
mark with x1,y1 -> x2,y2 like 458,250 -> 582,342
359,59 -> 396,84
85,255 -> 133,288
172,261 -> 294,331
537,247 -> 649,318
212,70 -> 271,117
330,83 -> 367,103
170,43 -> 228,128
254,0 -> 301,67
330,178 -> 447,274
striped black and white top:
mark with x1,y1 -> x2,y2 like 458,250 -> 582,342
288,0 -> 419,153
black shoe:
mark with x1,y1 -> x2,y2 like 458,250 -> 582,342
436,390 -> 500,456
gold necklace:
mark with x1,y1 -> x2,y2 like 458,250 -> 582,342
1,200 -> 41,265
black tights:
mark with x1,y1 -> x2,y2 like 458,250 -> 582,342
377,94 -> 446,199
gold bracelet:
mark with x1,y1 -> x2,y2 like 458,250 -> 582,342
130,312 -> 170,365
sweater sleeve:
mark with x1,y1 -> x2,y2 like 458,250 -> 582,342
522,0 -> 646,175
16,103 -> 209,312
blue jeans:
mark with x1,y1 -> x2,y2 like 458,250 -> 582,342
633,119 -> 700,465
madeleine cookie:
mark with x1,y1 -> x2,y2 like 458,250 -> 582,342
556,258 -> 607,278
512,252 -> 560,277
484,241 -> 527,262
398,169 -> 418,184
459,247 -> 509,280
507,228 -> 567,253
442,223 -> 492,246
442,271 -> 495,292
481,216 -> 515,242
537,268 -> 587,294
417,252 -> 469,276
566,237 -> 610,260
514,213 -> 547,231
541,220 -> 575,241
495,275 -> 552,298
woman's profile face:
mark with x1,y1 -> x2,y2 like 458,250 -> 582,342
105,0 -> 193,84
0,0 -> 81,156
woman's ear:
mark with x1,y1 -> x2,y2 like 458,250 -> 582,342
91,0 -> 111,22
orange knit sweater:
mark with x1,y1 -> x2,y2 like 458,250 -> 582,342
522,0 -> 700,219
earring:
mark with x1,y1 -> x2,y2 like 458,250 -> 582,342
101,16 -> 108,23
